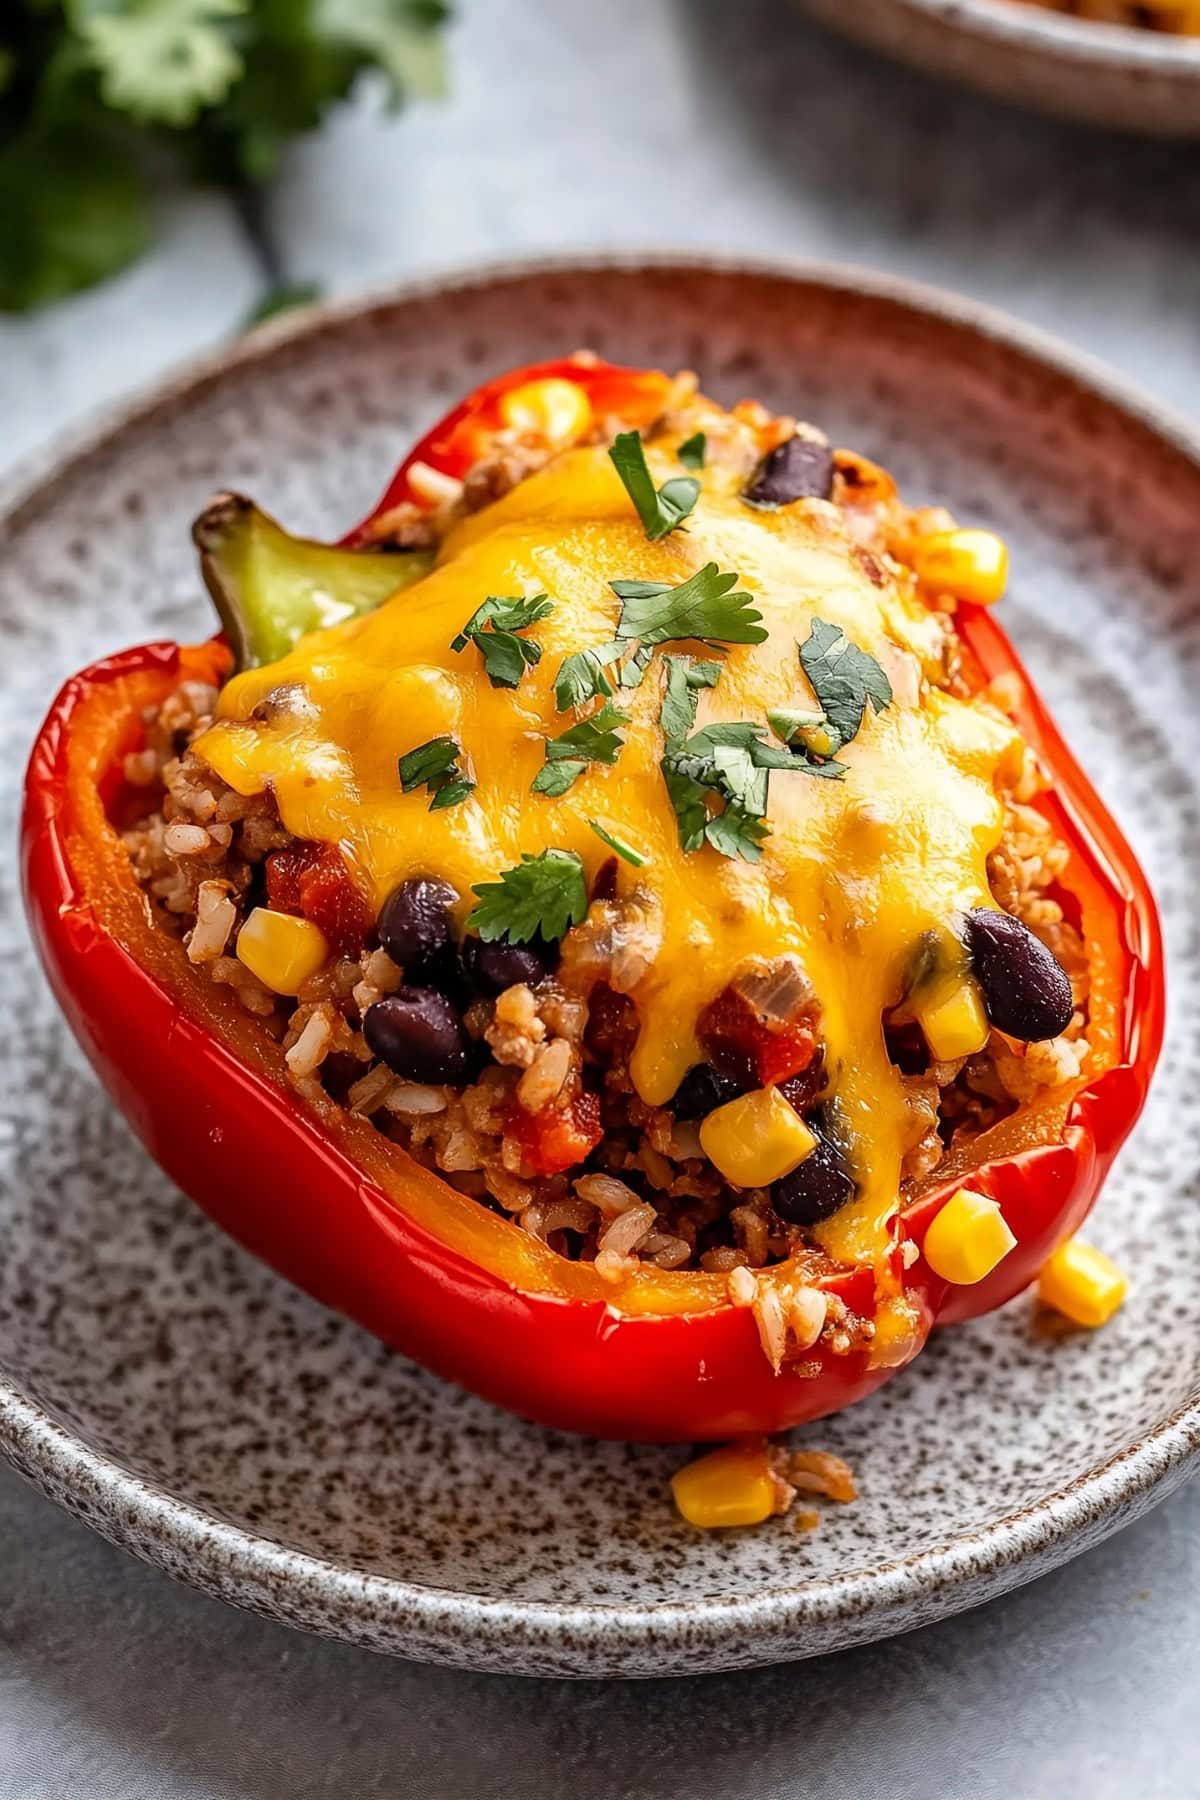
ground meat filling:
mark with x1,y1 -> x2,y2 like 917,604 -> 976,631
120,386 -> 1092,1281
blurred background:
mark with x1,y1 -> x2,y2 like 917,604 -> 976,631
3,0 -> 1199,476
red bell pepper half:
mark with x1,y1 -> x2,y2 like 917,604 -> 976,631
21,359 -> 1164,1442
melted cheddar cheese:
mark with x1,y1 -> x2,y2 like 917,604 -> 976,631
195,435 -> 1023,1269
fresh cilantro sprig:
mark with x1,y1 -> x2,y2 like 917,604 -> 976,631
553,640 -> 625,710
588,820 -> 649,868
611,564 -> 767,651
798,618 -> 893,750
532,700 -> 631,797
552,564 -> 762,715
0,1 -> 451,315
452,593 -> 554,689
609,432 -> 700,540
467,850 -> 589,944
398,735 -> 474,811
677,432 -> 706,471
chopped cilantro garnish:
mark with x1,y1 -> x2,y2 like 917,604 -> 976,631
398,735 -> 475,811
588,820 -> 649,867
452,592 -> 554,689
659,710 -> 847,861
531,700 -> 631,797
609,431 -> 700,540
660,722 -> 771,863
553,639 -> 624,710
677,432 -> 706,471
615,642 -> 656,689
660,655 -> 721,744
611,563 -> 767,650
767,706 -> 848,778
660,759 -> 709,855
703,804 -> 770,863
553,568 -> 759,720
467,849 -> 589,944
797,617 -> 892,750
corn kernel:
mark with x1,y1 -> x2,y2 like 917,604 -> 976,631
699,1086 -> 816,1188
236,907 -> 329,996
916,978 -> 990,1061
923,1187 -> 1017,1286
1038,1238 -> 1127,1328
499,378 -> 593,447
671,1441 -> 778,1529
912,529 -> 1009,606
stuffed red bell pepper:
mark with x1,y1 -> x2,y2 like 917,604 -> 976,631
22,354 -> 1163,1450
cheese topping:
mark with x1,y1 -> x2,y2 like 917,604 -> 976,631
195,437 -> 1022,1269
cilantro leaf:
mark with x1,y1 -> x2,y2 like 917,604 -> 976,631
660,655 -> 722,744
588,820 -> 649,868
661,724 -> 771,861
451,592 -> 553,649
467,850 -> 589,944
315,0 -> 451,105
659,708 -> 847,861
611,564 -> 767,650
798,618 -> 893,750
398,735 -> 474,810
78,0 -> 247,129
704,805 -> 769,863
609,431 -> 700,541
677,432 -> 706,471
660,758 -> 710,855
532,700 -> 630,796
0,126 -> 152,313
529,760 -> 587,799
615,642 -> 656,689
553,640 -> 623,710
452,593 -> 553,689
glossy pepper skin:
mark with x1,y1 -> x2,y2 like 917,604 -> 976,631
21,359 -> 1164,1442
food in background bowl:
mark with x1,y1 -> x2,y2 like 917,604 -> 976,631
23,355 -> 1161,1499
1012,0 -> 1200,32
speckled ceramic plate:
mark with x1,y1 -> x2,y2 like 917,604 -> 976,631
799,0 -> 1200,137
3,256 -> 1199,1679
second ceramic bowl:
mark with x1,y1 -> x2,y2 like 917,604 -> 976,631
800,0 -> 1200,137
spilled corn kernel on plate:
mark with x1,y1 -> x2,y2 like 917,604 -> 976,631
4,256 -> 1198,1677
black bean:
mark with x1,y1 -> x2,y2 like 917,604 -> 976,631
461,933 -> 555,996
779,1048 -> 826,1116
671,1062 -> 744,1119
965,907 -> 1074,1042
377,877 -> 459,977
743,435 -> 834,507
363,989 -> 470,1084
771,1125 -> 855,1226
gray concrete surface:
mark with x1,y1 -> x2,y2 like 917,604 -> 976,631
2,1 -> 1198,1792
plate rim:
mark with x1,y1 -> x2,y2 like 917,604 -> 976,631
6,249 -> 1199,1667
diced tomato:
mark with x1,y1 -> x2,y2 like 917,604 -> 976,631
265,841 -> 373,955
264,845 -> 307,914
756,1021 -> 820,1087
699,988 -> 820,1089
508,1090 -> 604,1178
